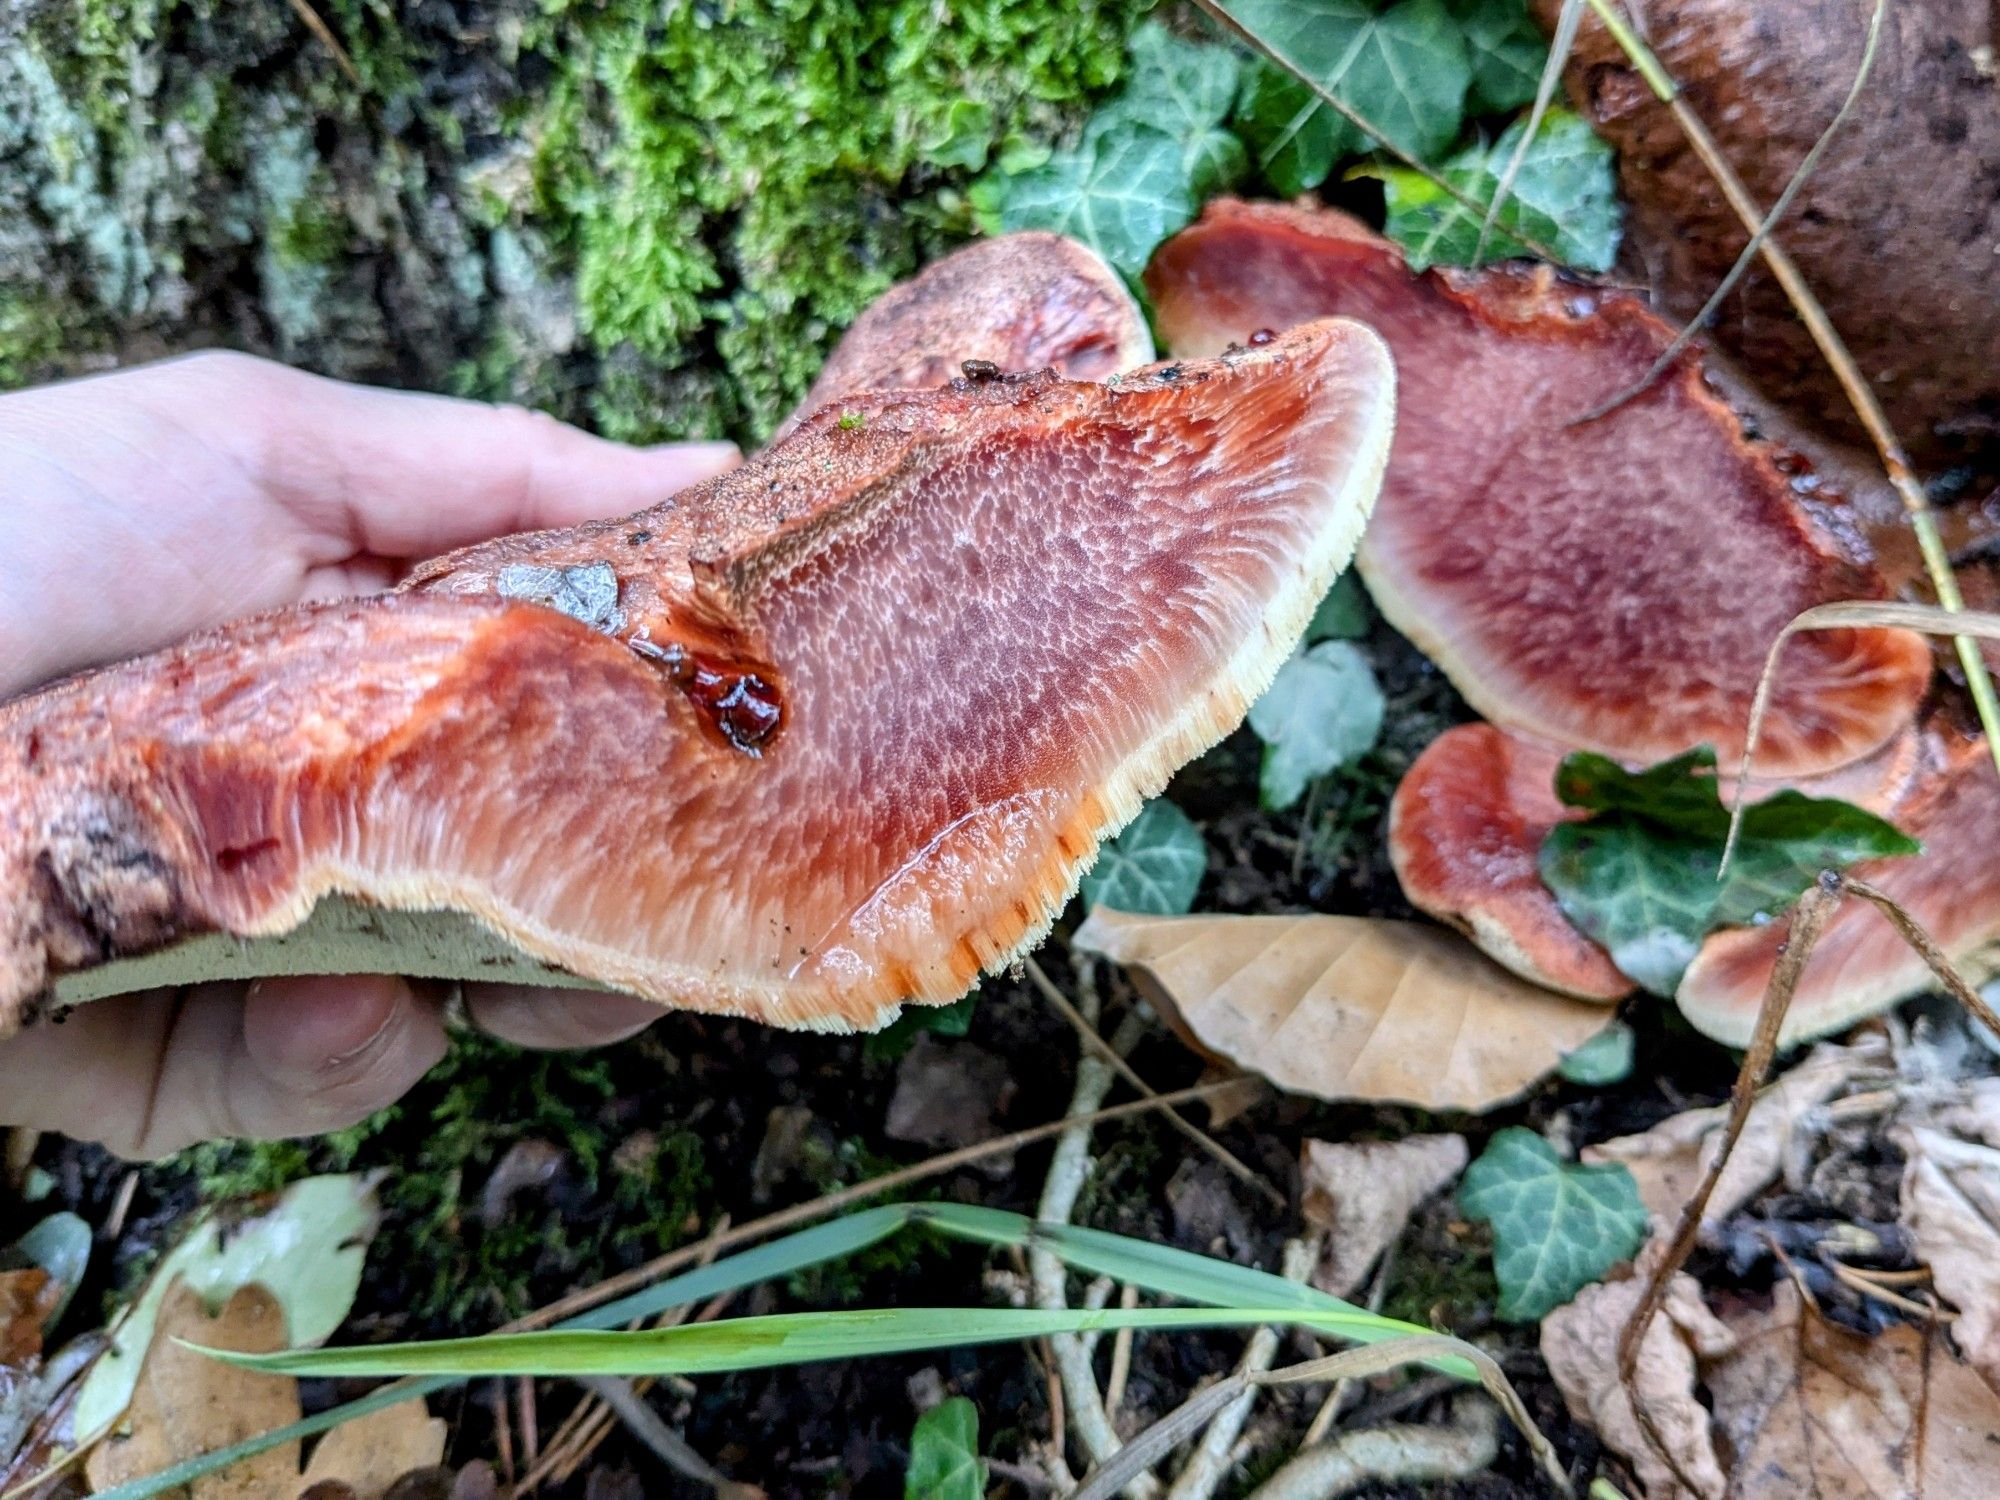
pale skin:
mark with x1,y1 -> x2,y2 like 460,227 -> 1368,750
0,350 -> 743,1158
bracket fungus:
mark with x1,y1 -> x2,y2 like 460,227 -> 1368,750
0,318 -> 1396,1036
1145,199 -> 1931,779
1145,199 -> 1961,1043
778,231 -> 1153,439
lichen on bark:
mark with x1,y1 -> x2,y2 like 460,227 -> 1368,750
0,0 -> 1151,442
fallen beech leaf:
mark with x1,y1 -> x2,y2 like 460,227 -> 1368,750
1584,1038 -> 1886,1228
1893,1078 -> 2000,1387
1145,199 -> 1930,776
2,323 -> 1394,1036
73,1173 -> 378,1445
297,1398 -> 447,1500
1540,1252 -> 1733,1500
1300,1134 -> 1468,1297
0,1270 -> 56,1368
1707,1281 -> 2000,1498
1070,908 -> 1617,1110
82,1282 -> 301,1498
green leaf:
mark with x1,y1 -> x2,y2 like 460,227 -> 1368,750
974,124 -> 1196,278
1458,1128 -> 1647,1321
1374,108 -> 1621,271
1446,0 -> 1547,113
864,992 -> 980,1064
1081,799 -> 1207,915
907,1397 -> 984,1500
1099,22 -> 1246,194
1537,746 -> 1919,995
918,99 -> 995,171
1307,574 -> 1372,642
74,1173 -> 380,1444
1557,1020 -> 1635,1086
1247,641 -> 1385,811
1231,0 -> 1472,195
11,1211 -> 91,1333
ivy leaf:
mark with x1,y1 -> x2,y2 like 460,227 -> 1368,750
1446,0 -> 1547,113
1098,22 -> 1247,193
1373,108 -> 1621,272
1307,574 -> 1372,642
1538,746 -> 1920,995
864,992 -> 978,1064
1247,641 -> 1386,811
1081,799 -> 1207,915
1557,1019 -> 1635,1086
1459,1127 -> 1647,1321
1231,0 -> 1471,196
972,124 -> 1196,278
906,1397 -> 984,1500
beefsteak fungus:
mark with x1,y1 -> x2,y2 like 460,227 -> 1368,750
1145,200 -> 1930,779
0,320 -> 1395,1036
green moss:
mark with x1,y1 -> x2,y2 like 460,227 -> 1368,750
528,0 -> 1152,440
0,290 -> 79,391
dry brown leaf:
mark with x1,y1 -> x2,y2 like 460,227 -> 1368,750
1071,909 -> 1617,1110
0,1268 -> 56,1368
84,1280 -> 301,1498
1584,1038 -> 1886,1227
1301,1134 -> 1468,1297
297,1397 -> 447,1499
1894,1077 -> 2000,1387
1707,1281 -> 2000,1498
1540,1247 -> 1734,1500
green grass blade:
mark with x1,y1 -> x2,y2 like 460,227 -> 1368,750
194,1305 -> 1451,1379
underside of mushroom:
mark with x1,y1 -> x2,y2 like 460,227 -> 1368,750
0,317 -> 1395,1036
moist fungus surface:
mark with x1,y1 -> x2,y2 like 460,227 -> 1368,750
1145,199 -> 1931,779
0,321 -> 1395,1035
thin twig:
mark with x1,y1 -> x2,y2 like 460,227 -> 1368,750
579,1377 -> 752,1497
1104,1283 -> 1140,1418
1617,874 -> 1839,1489
1166,1236 -> 1320,1500
285,0 -> 362,85
510,1079 -> 1236,1333
1024,957 -> 1285,1209
1573,0 -> 1885,422
1243,1400 -> 1499,1500
1841,878 -> 2000,1037
1578,0 -> 2000,775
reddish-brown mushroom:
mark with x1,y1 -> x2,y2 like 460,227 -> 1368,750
1389,723 -> 1633,1001
1538,0 -> 2000,466
1390,718 -> 1933,1006
1144,199 -> 1931,779
0,320 -> 1395,1034
779,232 -> 1152,439
1679,722 -> 2000,1047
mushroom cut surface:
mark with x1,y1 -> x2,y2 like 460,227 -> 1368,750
0,320 -> 1394,1034
1146,200 -> 1930,778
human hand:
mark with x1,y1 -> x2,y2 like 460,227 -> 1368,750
0,351 -> 740,1157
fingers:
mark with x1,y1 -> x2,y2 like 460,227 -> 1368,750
146,352 -> 744,561
462,985 -> 661,1050
0,977 -> 446,1158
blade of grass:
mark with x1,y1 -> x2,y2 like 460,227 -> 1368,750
1577,0 -> 2000,779
194,1306 -> 1457,1380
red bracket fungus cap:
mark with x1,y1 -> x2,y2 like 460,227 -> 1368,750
0,320 -> 1395,1036
1389,723 -> 1633,1001
777,231 -> 1153,440
1679,723 -> 2000,1048
1144,199 -> 1931,780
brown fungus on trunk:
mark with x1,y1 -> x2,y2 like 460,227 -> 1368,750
1536,0 -> 2000,467
775,231 -> 1153,440
0,320 -> 1395,1036
1678,721 -> 2000,1048
1145,199 -> 1931,779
